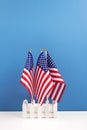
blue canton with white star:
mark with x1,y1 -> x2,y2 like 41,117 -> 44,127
47,52 -> 57,68
37,52 -> 48,72
25,51 -> 33,71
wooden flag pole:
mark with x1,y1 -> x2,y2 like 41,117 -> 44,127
44,50 -> 49,103
28,49 -> 34,104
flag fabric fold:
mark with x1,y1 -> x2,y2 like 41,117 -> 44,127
47,52 -> 66,102
34,52 -> 54,105
20,51 -> 34,101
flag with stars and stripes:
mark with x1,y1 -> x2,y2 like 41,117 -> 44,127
34,52 -> 54,105
47,52 -> 66,102
20,51 -> 34,101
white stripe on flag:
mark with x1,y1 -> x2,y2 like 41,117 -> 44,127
36,71 -> 49,98
55,83 -> 65,102
51,83 -> 60,100
50,72 -> 61,77
35,66 -> 41,93
51,77 -> 64,82
35,67 -> 44,94
38,75 -> 52,102
39,82 -> 53,105
36,70 -> 44,95
47,82 -> 55,97
24,68 -> 32,80
48,68 -> 59,71
22,73 -> 32,88
20,78 -> 32,95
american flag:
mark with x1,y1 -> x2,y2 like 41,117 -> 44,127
34,52 -> 54,105
47,52 -> 66,102
20,51 -> 34,101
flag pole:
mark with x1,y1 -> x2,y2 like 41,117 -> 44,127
28,49 -> 35,104
44,49 -> 49,103
29,49 -> 33,104
37,49 -> 44,105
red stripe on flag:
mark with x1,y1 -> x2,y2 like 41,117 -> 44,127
21,75 -> 32,92
36,71 -> 49,99
58,83 -> 66,102
36,70 -> 45,96
53,83 -> 62,101
38,78 -> 54,105
23,69 -> 32,84
48,67 -> 66,102
39,83 -> 54,105
34,66 -> 40,93
38,74 -> 51,100
35,68 -> 44,96
20,80 -> 33,99
34,66 -> 54,105
49,82 -> 57,99
20,68 -> 33,99
36,72 -> 46,99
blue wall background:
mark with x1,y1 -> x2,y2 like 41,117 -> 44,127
0,0 -> 87,111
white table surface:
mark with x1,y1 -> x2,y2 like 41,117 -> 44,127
0,111 -> 87,130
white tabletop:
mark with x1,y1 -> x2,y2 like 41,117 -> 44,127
0,112 -> 87,130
